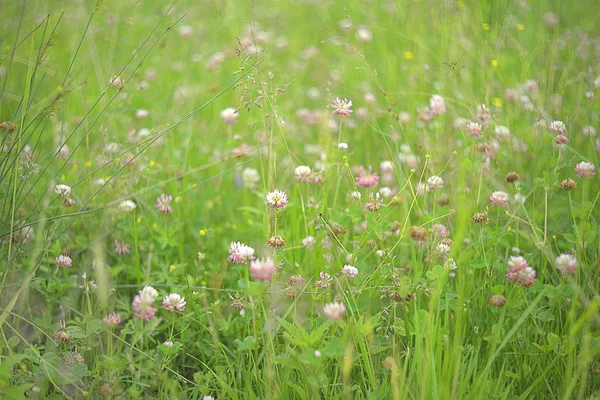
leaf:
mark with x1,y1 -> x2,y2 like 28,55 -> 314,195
3,383 -> 34,399
547,332 -> 561,348
0,354 -> 26,379
322,338 -> 346,358
505,370 -> 520,380
86,319 -> 103,336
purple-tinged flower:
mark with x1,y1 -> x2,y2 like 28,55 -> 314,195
55,254 -> 72,268
342,265 -> 358,279
294,166 -> 312,182
54,184 -> 72,197
155,194 -> 173,214
266,189 -> 288,209
365,192 -> 383,212
132,286 -> 158,320
466,121 -> 483,137
249,257 -> 277,281
163,293 -> 186,312
103,312 -> 121,326
549,120 -> 567,135
490,191 -> 510,206
228,241 -> 255,263
475,104 -> 491,123
555,253 -> 577,275
575,162 -> 595,178
426,175 -> 444,191
431,224 -> 450,238
429,95 -> 446,116
113,240 -> 130,255
506,256 -> 536,286
331,97 -> 353,116
323,302 -> 346,320
356,166 -> 379,188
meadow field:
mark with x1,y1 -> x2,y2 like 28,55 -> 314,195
0,0 -> 599,398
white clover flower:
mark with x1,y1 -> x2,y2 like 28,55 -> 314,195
54,184 -> 72,198
118,200 -> 137,212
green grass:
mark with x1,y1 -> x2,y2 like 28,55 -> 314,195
0,0 -> 599,398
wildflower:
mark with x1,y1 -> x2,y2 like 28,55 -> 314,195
356,26 -> 373,43
266,235 -> 286,248
365,192 -> 383,211
559,178 -> 577,191
466,121 -> 483,137
356,166 -> 379,187
436,243 -> 451,258
554,134 -> 569,148
266,189 -> 289,209
379,187 -> 394,198
163,340 -> 174,347
294,166 -> 312,182
350,190 -> 362,200
506,256 -> 536,286
429,95 -> 446,116
505,172 -> 520,183
471,212 -> 489,223
555,253 -> 577,275
109,75 -> 123,89
62,351 -> 85,367
490,191 -> 510,206
179,25 -> 193,38
331,97 -> 353,116
163,293 -> 186,312
494,125 -> 511,138
513,193 -> 526,204
409,226 -> 428,246
228,242 -> 255,263
342,265 -> 358,278
523,79 -> 537,94
338,142 -> 349,150
302,235 -> 316,249
575,162 -> 595,178
323,302 -> 346,320
475,104 -> 491,123
55,254 -> 72,268
55,329 -> 72,343
54,184 -> 72,197
443,258 -> 457,270
118,200 -> 136,212
315,271 -> 333,289
242,168 -> 260,189
549,120 -> 567,135
62,197 -> 76,207
0,121 -> 17,134
220,107 -> 239,124
113,240 -> 130,255
249,257 -> 277,281
284,275 -> 306,298
132,286 -> 158,320
489,294 -> 506,307
229,293 -> 245,309
431,224 -> 450,238
583,126 -> 596,137
135,109 -> 149,119
103,312 -> 121,326
426,175 -> 444,191
417,106 -> 431,122
155,194 -> 173,214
